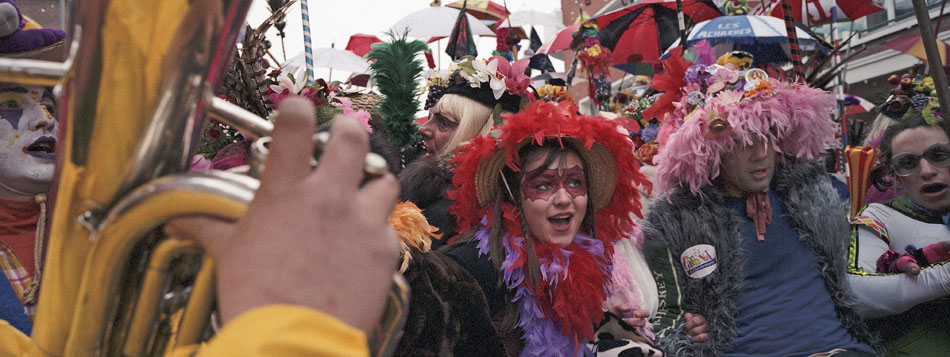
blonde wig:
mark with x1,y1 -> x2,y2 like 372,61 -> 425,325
430,93 -> 494,160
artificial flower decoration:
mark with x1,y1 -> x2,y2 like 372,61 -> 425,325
467,59 -> 494,88
269,67 -> 308,99
635,141 -> 659,165
641,47 -> 692,124
742,80 -> 773,99
497,58 -> 532,98
707,64 -> 740,85
422,56 -> 533,112
716,89 -> 744,105
536,84 -> 573,103
424,69 -> 452,88
337,97 -> 373,133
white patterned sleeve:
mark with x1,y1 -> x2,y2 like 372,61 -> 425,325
847,206 -> 950,319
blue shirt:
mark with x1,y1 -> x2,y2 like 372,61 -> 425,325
0,273 -> 30,335
722,191 -> 871,356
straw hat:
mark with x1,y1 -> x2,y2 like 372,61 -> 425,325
449,100 -> 650,242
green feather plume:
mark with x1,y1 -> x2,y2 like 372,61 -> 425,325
367,33 -> 428,149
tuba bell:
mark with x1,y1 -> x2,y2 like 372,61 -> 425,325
0,0 -> 405,356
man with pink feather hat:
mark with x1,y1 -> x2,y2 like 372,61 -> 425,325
640,50 -> 879,356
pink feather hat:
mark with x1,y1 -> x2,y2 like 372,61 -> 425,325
651,53 -> 837,196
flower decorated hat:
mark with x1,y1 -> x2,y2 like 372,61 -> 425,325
423,56 -> 532,116
649,49 -> 838,195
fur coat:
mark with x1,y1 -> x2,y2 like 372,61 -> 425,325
394,249 -> 506,356
399,157 -> 456,247
643,159 -> 879,356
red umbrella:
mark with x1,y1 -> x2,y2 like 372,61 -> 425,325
595,0 -> 723,64
345,34 -> 382,57
537,23 -> 580,54
769,0 -> 881,24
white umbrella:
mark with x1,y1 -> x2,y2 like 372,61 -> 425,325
310,47 -> 371,74
498,10 -> 565,29
389,6 -> 494,38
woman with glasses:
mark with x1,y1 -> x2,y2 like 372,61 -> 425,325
847,113 -> 950,356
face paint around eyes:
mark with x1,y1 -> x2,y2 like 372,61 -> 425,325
0,92 -> 24,130
31,90 -> 55,121
521,166 -> 587,201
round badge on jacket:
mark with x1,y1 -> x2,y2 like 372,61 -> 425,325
680,244 -> 718,279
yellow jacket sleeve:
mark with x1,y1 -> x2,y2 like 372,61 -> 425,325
0,321 -> 31,356
173,305 -> 369,357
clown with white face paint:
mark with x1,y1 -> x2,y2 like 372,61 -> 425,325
0,84 -> 58,198
0,84 -> 57,334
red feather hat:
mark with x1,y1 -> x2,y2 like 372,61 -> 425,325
447,100 -> 650,243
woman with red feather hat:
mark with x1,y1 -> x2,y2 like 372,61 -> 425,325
443,99 -> 661,355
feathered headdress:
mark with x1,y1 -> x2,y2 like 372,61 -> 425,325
448,100 -> 650,243
367,33 -> 429,149
651,52 -> 837,195
640,46 -> 691,125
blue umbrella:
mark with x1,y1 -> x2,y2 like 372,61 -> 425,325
665,15 -> 828,65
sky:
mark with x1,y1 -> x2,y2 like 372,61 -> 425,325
246,0 -> 565,82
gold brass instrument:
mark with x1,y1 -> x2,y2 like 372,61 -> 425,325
0,0 -> 404,356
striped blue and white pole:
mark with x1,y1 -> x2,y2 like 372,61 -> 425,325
300,0 -> 315,85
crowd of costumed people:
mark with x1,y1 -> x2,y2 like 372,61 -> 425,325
0,0 -> 948,356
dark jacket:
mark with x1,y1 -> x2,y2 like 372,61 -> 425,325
643,159 -> 879,356
394,249 -> 506,356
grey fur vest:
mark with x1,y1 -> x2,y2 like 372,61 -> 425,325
643,159 -> 879,356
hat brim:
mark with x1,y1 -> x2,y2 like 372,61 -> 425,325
474,137 -> 617,212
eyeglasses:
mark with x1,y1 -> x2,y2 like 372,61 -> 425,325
891,142 -> 950,177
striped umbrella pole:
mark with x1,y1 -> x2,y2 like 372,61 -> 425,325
846,146 -> 877,218
779,0 -> 805,82
300,0 -> 315,85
